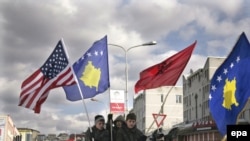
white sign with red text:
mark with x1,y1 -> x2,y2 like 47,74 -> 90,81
110,90 -> 125,113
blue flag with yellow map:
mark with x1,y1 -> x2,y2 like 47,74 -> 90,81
63,35 -> 110,101
209,32 -> 250,135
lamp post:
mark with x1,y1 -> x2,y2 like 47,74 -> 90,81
90,98 -> 109,116
109,41 -> 157,114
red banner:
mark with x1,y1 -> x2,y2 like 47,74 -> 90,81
110,103 -> 125,113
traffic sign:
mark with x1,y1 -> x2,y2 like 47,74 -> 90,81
152,113 -> 166,127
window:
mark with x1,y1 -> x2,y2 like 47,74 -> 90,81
189,95 -> 191,105
184,97 -> 187,106
239,111 -> 245,119
26,133 -> 32,141
176,95 -> 182,103
189,109 -> 191,120
160,105 -> 163,114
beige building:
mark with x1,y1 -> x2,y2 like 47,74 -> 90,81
183,57 -> 225,123
18,128 -> 40,141
133,86 -> 183,134
179,57 -> 226,141
0,115 -> 19,141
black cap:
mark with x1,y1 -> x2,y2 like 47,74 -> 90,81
126,113 -> 136,121
95,115 -> 105,123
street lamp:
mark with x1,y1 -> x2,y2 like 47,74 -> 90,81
109,41 -> 157,114
90,98 -> 109,116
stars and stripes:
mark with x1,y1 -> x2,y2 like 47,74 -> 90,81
19,40 -> 75,113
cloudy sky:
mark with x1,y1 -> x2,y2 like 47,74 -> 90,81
0,0 -> 249,135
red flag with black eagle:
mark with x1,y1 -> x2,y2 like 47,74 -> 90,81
134,41 -> 196,93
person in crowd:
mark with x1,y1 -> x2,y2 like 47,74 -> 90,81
151,128 -> 165,141
85,115 -> 110,141
116,113 -> 147,141
106,114 -> 126,141
114,115 -> 125,128
155,132 -> 164,141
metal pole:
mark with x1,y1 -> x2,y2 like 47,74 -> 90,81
125,50 -> 129,114
109,41 -> 157,114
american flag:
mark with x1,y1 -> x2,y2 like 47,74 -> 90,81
19,40 -> 76,113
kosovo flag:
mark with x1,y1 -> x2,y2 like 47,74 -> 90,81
209,32 -> 250,135
63,35 -> 110,101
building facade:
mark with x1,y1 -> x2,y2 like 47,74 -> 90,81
0,115 -> 20,141
18,128 -> 40,141
183,57 -> 225,123
133,86 -> 183,134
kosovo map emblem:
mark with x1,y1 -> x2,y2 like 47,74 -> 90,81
222,77 -> 239,110
80,61 -> 101,91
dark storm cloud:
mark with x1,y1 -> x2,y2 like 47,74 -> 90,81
0,1 -> 67,47
0,0 -> 250,135
0,79 -> 20,114
0,1 -> 68,81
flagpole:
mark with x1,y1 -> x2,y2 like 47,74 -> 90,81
108,89 -> 114,141
146,86 -> 174,133
61,39 -> 94,140
107,88 -> 113,141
